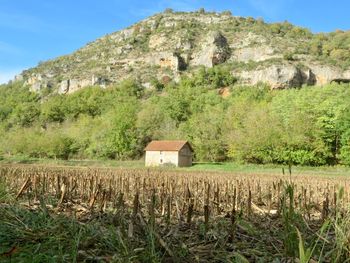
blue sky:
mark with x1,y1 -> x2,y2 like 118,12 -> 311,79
1,0 -> 349,84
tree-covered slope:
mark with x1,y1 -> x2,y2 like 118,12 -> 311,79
1,67 -> 350,166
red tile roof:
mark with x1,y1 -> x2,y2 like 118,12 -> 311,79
145,140 -> 192,151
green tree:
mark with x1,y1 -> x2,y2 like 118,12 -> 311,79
117,79 -> 144,98
10,103 -> 40,127
338,105 -> 350,165
45,133 -> 75,160
40,95 -> 66,123
99,99 -> 140,159
227,104 -> 283,163
181,105 -> 227,161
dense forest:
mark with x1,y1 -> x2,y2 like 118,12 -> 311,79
1,66 -> 350,166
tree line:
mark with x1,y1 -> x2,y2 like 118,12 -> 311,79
1,66 -> 350,166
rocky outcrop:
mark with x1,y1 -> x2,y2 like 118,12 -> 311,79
13,12 -> 350,93
58,76 -> 109,94
344,70 -> 350,79
307,64 -> 344,85
148,34 -> 168,50
25,74 -> 43,92
14,74 -> 24,82
59,80 -> 70,94
24,73 -> 54,92
191,31 -> 230,67
235,64 -> 316,89
59,79 -> 89,94
230,32 -> 267,49
233,46 -> 279,62
145,52 -> 187,71
235,62 -> 350,89
163,13 -> 230,25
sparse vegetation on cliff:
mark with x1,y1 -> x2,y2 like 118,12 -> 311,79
15,11 -> 350,94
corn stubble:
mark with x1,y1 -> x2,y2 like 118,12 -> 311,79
0,165 -> 350,262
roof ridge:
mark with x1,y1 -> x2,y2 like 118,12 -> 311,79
144,140 -> 192,151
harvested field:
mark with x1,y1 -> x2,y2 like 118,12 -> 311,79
0,165 -> 350,262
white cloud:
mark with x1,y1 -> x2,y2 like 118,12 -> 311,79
0,69 -> 22,84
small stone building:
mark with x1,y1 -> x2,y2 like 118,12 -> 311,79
144,140 -> 193,167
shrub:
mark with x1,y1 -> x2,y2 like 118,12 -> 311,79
164,8 -> 174,14
150,78 -> 165,91
221,10 -> 232,16
284,53 -> 295,61
197,8 -> 205,14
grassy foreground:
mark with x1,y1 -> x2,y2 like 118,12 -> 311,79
1,165 -> 350,262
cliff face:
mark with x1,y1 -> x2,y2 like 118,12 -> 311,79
16,11 -> 350,93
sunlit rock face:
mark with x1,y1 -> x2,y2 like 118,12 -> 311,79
14,11 -> 350,93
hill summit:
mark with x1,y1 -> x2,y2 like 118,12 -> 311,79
16,10 -> 350,93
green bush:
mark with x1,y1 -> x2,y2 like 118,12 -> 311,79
283,53 -> 295,61
1,71 -> 350,166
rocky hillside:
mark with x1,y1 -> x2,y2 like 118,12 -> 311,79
16,10 -> 350,93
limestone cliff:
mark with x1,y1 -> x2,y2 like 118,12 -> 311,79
14,11 -> 350,93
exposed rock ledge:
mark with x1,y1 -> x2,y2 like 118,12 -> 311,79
191,31 -> 230,67
59,76 -> 109,94
234,64 -> 350,89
